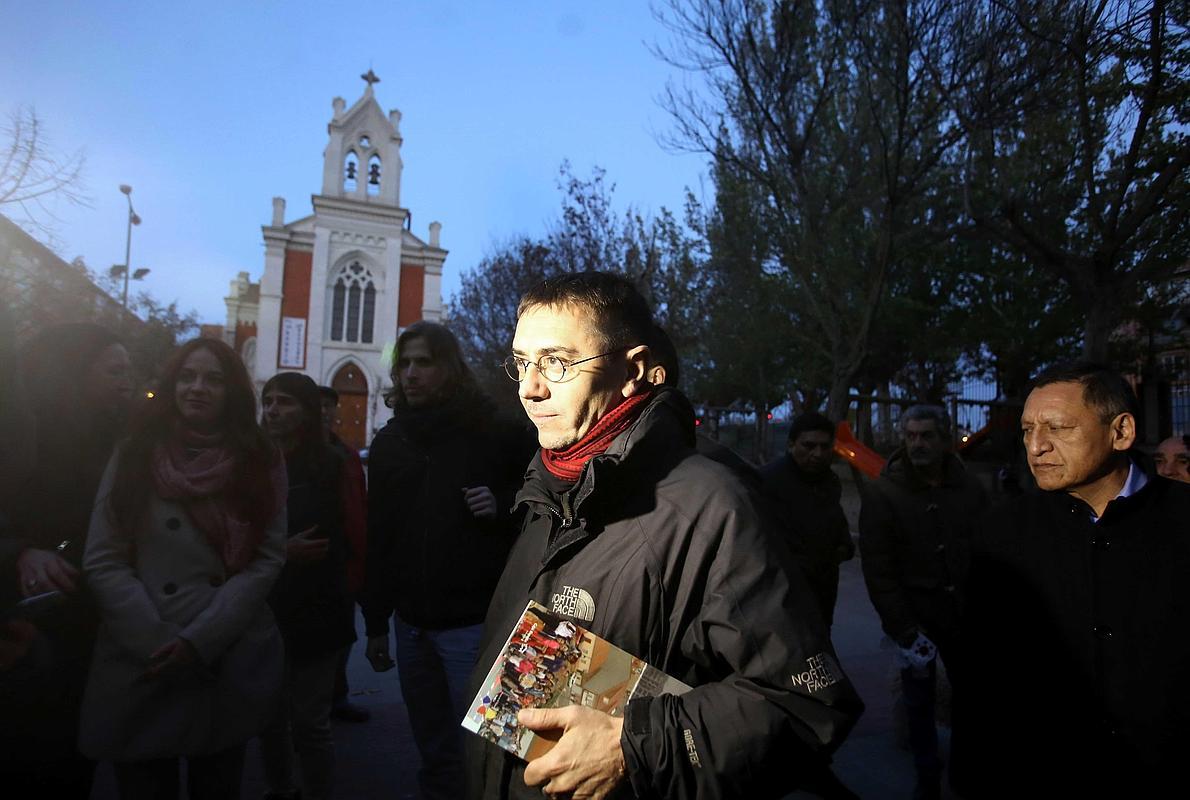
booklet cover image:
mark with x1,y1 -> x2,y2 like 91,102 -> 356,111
462,600 -> 691,761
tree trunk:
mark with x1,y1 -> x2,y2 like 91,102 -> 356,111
877,380 -> 893,438
825,374 -> 853,428
753,400 -> 769,464
1082,293 -> 1117,362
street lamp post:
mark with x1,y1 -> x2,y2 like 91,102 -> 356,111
118,184 -> 142,308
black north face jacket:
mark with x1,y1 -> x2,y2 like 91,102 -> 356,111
466,388 -> 863,799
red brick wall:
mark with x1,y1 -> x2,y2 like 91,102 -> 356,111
278,248 -> 313,369
234,321 -> 257,350
281,249 -> 313,317
398,264 -> 425,327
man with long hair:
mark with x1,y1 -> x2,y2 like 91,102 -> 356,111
363,321 -> 534,800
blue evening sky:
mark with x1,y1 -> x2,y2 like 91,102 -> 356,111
1,1 -> 709,325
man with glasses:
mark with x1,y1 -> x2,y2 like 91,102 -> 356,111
467,272 -> 863,800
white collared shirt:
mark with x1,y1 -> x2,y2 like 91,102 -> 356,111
1091,461 -> 1148,523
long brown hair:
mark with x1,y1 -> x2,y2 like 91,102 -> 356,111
384,321 -> 484,409
108,338 -> 277,532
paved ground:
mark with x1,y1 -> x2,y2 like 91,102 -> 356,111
93,467 -> 959,799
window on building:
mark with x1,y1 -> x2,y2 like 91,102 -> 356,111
361,283 -> 376,343
359,135 -> 371,147
329,261 -> 376,343
344,151 -> 359,193
367,154 -> 381,196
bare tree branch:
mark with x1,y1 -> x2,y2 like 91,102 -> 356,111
0,105 -> 89,244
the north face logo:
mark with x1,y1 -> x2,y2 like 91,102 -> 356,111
791,652 -> 842,693
551,585 -> 595,622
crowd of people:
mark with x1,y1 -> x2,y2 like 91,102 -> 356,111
1,271 -> 1187,800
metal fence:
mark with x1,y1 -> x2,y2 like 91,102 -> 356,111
700,376 -> 1017,464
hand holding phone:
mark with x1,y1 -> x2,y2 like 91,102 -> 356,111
3,590 -> 67,622
16,548 -> 79,597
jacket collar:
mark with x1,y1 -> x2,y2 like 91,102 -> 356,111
515,387 -> 697,518
882,447 -> 969,490
1046,452 -> 1160,524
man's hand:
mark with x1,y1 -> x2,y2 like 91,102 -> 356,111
286,525 -> 329,564
16,547 -> 79,597
142,637 -> 197,682
520,706 -> 626,799
366,634 -> 395,672
898,631 -> 938,671
463,486 -> 498,519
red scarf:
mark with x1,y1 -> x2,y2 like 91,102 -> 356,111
541,390 -> 653,482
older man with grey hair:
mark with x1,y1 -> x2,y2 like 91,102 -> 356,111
858,405 -> 988,800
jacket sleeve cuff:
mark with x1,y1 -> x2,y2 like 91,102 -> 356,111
620,697 -> 653,794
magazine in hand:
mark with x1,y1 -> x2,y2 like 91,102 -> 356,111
461,600 -> 691,760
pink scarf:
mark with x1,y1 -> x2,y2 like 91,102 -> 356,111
150,430 -> 266,574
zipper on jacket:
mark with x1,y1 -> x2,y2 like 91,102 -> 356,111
560,491 -> 575,528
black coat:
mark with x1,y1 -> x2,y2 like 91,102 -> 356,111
858,449 -> 988,646
0,421 -> 112,765
760,455 -> 854,573
362,395 -> 535,633
950,468 -> 1190,798
268,445 -> 356,658
467,388 -> 863,800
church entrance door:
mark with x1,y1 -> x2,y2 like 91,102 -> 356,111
331,363 -> 369,451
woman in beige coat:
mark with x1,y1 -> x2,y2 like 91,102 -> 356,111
79,338 -> 287,799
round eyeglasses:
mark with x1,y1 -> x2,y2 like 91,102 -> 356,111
502,348 -> 625,383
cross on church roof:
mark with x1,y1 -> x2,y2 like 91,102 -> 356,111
361,69 -> 381,88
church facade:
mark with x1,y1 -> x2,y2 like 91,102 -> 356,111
221,76 -> 446,449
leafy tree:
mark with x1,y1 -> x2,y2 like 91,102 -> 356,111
117,291 -> 200,383
953,243 -> 1082,401
447,164 -> 709,407
447,236 -> 561,405
81,263 -> 200,382
942,0 -> 1190,359
654,0 -> 968,419
688,159 -> 807,458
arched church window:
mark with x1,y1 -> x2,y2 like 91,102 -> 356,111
361,284 -> 376,343
359,135 -> 371,147
344,151 -> 359,193
367,154 -> 381,196
329,261 -> 377,344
